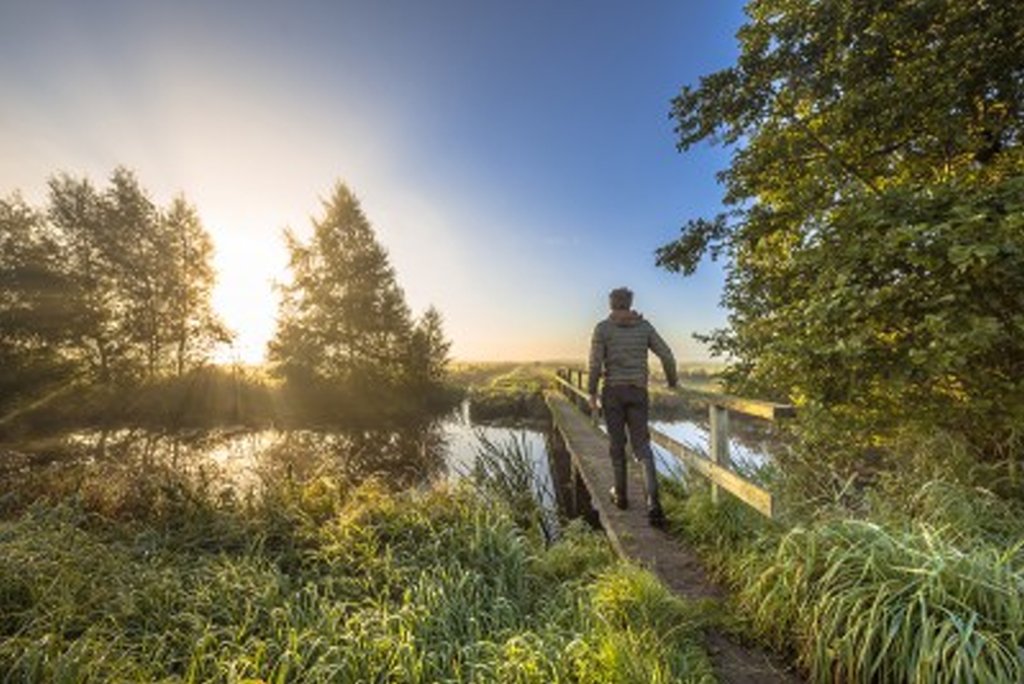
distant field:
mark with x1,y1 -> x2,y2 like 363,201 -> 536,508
448,361 -> 567,389
449,360 -> 724,392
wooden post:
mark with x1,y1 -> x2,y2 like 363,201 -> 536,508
709,404 -> 730,504
546,427 -> 574,517
570,462 -> 581,516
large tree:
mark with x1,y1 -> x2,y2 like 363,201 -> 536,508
270,183 -> 446,391
2,168 -> 228,386
658,1 -> 1024,470
0,195 -> 76,403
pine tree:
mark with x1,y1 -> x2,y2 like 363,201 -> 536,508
269,183 -> 415,388
406,306 -> 451,386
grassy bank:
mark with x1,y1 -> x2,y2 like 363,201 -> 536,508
0,469 -> 715,683
448,361 -> 725,424
661,476 -> 1024,683
455,363 -> 552,423
0,366 -> 465,439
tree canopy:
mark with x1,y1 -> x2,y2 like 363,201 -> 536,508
658,0 -> 1024,469
269,183 -> 451,397
0,168 -> 229,400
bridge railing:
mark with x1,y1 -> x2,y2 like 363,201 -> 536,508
552,367 -> 794,519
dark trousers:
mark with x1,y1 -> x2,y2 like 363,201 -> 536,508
602,384 -> 660,511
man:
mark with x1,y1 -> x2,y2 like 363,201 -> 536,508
588,287 -> 678,527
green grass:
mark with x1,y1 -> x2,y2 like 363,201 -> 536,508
464,431 -> 556,542
456,364 -> 553,422
661,477 -> 1024,683
0,470 -> 716,683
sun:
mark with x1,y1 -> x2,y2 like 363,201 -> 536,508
208,227 -> 288,366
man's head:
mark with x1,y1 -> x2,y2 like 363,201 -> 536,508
608,287 -> 633,311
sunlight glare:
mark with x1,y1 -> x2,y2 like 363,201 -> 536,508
210,228 -> 287,366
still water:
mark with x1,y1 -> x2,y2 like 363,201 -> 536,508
0,400 -> 774,518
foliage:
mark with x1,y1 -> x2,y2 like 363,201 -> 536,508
467,431 -> 556,542
0,476 -> 714,683
662,478 -> 1024,683
658,0 -> 1024,476
0,169 -> 229,392
269,183 -> 452,401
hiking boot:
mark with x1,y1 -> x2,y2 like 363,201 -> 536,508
648,506 -> 666,528
609,487 -> 628,510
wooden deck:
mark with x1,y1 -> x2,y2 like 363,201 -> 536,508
545,390 -> 800,684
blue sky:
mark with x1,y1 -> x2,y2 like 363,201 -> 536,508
0,0 -> 747,362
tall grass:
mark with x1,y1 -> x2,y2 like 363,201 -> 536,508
1,467 -> 715,682
465,431 -> 556,542
662,476 -> 1024,683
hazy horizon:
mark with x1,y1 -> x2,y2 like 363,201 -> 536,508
1,1 -> 745,363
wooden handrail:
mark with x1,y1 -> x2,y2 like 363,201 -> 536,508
671,385 -> 794,421
554,368 -> 794,421
552,366 -> 782,519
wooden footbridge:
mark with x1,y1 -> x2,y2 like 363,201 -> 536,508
546,368 -> 801,684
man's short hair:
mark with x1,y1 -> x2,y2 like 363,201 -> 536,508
609,287 -> 633,310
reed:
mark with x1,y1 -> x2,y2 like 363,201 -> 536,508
464,431 -> 556,541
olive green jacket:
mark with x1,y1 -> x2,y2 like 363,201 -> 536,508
587,310 -> 677,396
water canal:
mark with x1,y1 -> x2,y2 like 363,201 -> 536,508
0,399 -> 778,521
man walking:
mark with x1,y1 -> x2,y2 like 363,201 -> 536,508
588,287 -> 678,527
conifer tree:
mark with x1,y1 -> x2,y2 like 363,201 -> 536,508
406,306 -> 451,386
269,183 -> 416,388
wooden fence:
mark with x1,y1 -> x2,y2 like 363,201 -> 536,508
553,368 -> 794,519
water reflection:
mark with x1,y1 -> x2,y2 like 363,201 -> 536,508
0,423 -> 451,518
0,398 -> 778,522
650,418 -> 777,477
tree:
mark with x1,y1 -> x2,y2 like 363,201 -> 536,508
162,196 -> 232,376
19,168 -> 229,384
658,1 -> 1024,469
0,194 -> 76,403
406,306 -> 452,386
47,172 -> 125,380
269,183 -> 416,388
101,168 -> 168,377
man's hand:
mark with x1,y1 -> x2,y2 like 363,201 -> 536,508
588,394 -> 599,414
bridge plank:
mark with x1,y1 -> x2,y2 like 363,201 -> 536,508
545,390 -> 800,684
545,390 -> 719,597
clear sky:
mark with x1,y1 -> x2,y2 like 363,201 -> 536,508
0,0 -> 746,363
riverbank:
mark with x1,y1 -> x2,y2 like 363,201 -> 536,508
0,471 -> 717,682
